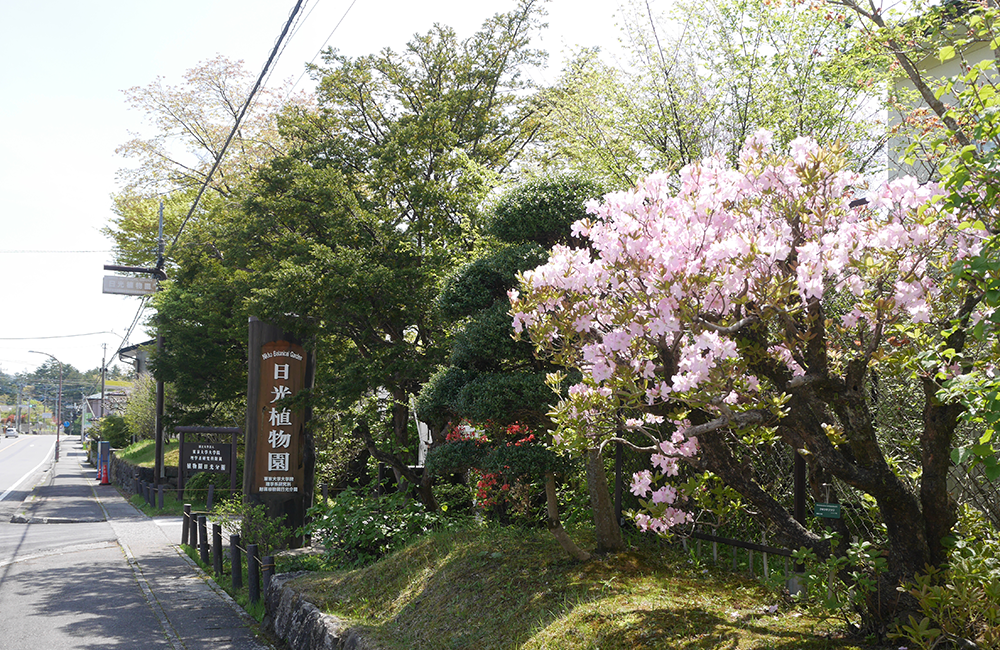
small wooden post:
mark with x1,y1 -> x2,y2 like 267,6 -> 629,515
212,524 -> 223,577
247,544 -> 260,605
198,515 -> 209,564
231,534 -> 243,590
188,511 -> 199,547
182,504 -> 191,545
262,555 -> 274,595
157,485 -> 164,510
762,532 -> 770,580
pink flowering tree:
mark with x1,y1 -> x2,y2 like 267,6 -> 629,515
511,131 -> 987,616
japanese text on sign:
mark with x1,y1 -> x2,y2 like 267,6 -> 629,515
181,443 -> 231,474
253,341 -> 307,494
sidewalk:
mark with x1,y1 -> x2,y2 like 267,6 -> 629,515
12,441 -> 275,650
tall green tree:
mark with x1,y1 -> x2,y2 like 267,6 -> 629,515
236,0 -> 548,506
106,57 -> 306,425
535,0 -> 884,189
835,0 -> 1000,505
419,173 -> 617,556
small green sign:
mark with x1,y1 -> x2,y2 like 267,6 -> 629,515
815,503 -> 842,519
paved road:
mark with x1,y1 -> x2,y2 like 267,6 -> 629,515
0,440 -> 276,650
0,434 -> 57,513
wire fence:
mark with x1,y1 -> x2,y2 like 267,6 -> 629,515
611,370 -> 1000,564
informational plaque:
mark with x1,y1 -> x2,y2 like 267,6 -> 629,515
252,340 -> 307,495
181,442 -> 232,474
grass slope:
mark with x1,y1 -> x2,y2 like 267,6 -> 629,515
287,527 -> 868,650
115,438 -> 180,468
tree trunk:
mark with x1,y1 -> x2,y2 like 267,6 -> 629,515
354,419 -> 437,511
391,385 -> 411,462
586,447 -> 624,552
545,473 -> 590,562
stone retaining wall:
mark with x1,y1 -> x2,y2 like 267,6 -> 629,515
264,573 -> 373,650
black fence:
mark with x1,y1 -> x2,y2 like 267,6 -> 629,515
180,505 -> 275,606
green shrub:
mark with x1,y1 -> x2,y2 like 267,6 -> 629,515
433,481 -> 474,515
303,488 -> 466,569
790,532 -> 887,632
92,414 -> 131,448
184,470 -> 237,504
210,497 -> 291,557
891,512 -> 1000,650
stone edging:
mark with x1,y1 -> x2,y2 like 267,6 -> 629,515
264,572 -> 374,650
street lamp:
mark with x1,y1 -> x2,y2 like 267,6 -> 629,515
29,350 -> 62,452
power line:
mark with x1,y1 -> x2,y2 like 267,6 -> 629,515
111,296 -> 152,361
289,0 -> 360,95
257,0 -> 311,98
0,331 -> 116,341
166,0 -> 307,259
0,250 -> 112,254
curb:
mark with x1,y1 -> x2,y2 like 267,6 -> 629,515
9,515 -> 106,524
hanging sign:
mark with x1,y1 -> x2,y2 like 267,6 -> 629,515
103,275 -> 158,295
814,502 -> 842,519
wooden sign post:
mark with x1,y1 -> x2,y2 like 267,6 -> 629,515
243,317 -> 315,548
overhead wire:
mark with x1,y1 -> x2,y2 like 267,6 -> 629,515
165,0 -> 307,260
288,0 -> 360,95
0,250 -> 112,254
0,331 -> 116,341
253,0 -> 311,107
110,296 -> 152,363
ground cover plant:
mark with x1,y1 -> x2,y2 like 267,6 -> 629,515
283,525 -> 871,650
115,438 -> 180,468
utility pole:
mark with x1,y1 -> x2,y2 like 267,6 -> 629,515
154,202 -> 166,483
15,384 -> 22,433
103,201 -> 167,485
101,344 -> 107,418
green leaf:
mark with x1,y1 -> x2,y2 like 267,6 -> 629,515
984,457 -> 1000,482
939,45 -> 956,62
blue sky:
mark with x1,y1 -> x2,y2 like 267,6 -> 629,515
0,0 -> 626,375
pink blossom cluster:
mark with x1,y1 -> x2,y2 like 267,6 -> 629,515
511,131 -> 987,533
